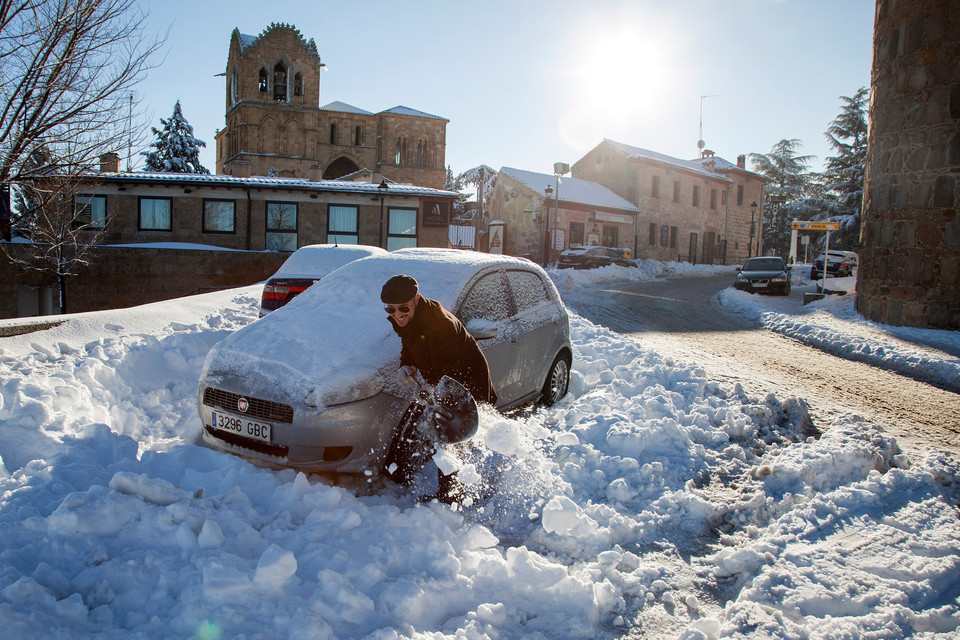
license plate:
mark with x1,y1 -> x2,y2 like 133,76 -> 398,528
209,411 -> 272,443
753,282 -> 768,287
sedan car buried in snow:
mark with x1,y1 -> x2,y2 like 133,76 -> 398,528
809,250 -> 858,280
198,248 -> 573,475
735,257 -> 792,296
259,244 -> 386,316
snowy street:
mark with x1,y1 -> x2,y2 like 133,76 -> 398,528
0,262 -> 958,639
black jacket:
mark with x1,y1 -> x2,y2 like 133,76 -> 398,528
390,297 -> 497,405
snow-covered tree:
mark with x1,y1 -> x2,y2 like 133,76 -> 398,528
820,87 -> 869,249
142,101 -> 209,173
444,166 -> 469,219
749,139 -> 816,257
458,165 -> 498,208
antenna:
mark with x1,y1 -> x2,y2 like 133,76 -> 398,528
698,94 -> 717,154
126,92 -> 134,171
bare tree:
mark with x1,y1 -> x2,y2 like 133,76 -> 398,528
0,0 -> 161,236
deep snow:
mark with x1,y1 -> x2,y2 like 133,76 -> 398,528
0,259 -> 957,639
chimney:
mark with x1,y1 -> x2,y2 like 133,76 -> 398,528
100,152 -> 120,173
737,154 -> 746,169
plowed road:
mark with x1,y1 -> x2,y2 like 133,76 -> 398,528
563,274 -> 960,457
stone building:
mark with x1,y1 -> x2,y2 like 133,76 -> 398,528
572,139 -> 768,264
857,0 -> 959,329
486,167 -> 639,264
215,24 -> 448,189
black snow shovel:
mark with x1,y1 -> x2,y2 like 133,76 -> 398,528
412,370 -> 479,443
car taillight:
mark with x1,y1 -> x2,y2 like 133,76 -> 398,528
261,284 -> 308,303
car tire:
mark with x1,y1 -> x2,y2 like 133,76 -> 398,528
781,280 -> 791,296
540,353 -> 571,406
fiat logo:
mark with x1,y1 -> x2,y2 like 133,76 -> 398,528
237,397 -> 249,413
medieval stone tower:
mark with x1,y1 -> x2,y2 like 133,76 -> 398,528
214,24 -> 448,189
858,0 -> 959,329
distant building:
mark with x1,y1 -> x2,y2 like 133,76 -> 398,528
215,24 -> 448,190
486,167 -> 640,264
572,139 -> 768,264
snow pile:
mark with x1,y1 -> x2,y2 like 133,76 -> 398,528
0,267 -> 957,638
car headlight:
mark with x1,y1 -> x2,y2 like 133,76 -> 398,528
313,377 -> 385,407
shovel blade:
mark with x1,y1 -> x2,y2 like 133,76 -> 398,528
432,375 -> 479,443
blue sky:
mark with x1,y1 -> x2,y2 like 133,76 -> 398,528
136,0 -> 875,181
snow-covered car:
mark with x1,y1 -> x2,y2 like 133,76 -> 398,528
259,244 -> 386,316
810,250 -> 858,279
735,257 -> 792,296
557,246 -> 635,269
197,248 -> 573,474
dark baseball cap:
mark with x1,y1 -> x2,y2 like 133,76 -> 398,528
380,274 -> 419,303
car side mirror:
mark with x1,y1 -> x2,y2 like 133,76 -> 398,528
465,318 -> 498,340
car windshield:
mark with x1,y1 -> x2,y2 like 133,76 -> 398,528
743,258 -> 783,270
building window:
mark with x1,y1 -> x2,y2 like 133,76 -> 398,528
673,181 -> 680,202
273,62 -> 287,102
258,68 -> 267,92
569,222 -> 584,246
417,141 -> 423,167
355,126 -> 362,146
660,225 -> 669,247
266,202 -> 297,251
737,184 -> 744,206
203,199 -> 236,234
721,190 -> 727,205
387,208 -> 417,250
75,194 -> 106,228
327,204 -> 358,244
294,73 -> 302,97
710,189 -> 717,209
670,226 -> 678,248
395,140 -> 402,165
330,123 -> 337,144
692,185 -> 701,207
648,222 -> 657,245
230,71 -> 238,105
139,197 -> 171,231
651,175 -> 661,198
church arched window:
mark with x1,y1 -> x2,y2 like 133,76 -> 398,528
294,73 -> 302,97
258,68 -> 267,92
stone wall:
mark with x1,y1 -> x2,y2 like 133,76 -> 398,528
0,244 -> 287,319
858,0 -> 960,329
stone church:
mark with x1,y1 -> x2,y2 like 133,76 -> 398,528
214,24 -> 448,189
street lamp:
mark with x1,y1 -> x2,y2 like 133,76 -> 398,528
377,179 -> 388,249
749,201 -> 757,259
543,185 -> 553,266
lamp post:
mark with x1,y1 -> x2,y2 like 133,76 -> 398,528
377,179 -> 388,249
543,185 -> 553,266
749,201 -> 757,259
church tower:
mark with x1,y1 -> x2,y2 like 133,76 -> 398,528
215,24 -> 448,189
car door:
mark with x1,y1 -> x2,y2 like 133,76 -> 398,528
455,271 -> 524,406
505,269 -> 564,403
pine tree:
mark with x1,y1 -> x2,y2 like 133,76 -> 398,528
142,101 -> 209,173
821,87 -> 869,249
749,139 -> 816,257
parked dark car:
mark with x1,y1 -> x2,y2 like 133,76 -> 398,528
735,257 -> 792,296
557,246 -> 635,269
810,250 -> 858,279
198,248 -> 573,475
259,244 -> 386,316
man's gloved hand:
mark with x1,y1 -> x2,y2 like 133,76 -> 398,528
396,365 -> 418,389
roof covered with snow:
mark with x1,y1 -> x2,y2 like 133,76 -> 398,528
90,171 -> 456,198
380,106 -> 448,121
499,167 -> 640,213
688,155 -> 769,181
603,139 -> 733,183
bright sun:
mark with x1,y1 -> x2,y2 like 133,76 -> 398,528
557,17 -> 687,151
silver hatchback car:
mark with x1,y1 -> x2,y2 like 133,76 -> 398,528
197,248 -> 572,475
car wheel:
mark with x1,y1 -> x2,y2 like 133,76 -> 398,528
781,280 -> 791,296
540,353 -> 571,406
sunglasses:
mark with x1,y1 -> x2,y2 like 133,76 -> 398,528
384,304 -> 412,315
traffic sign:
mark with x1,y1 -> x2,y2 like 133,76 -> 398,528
792,221 -> 839,231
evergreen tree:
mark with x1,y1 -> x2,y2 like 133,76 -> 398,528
142,101 -> 209,173
444,166 -> 469,219
821,87 -> 869,249
749,139 -> 816,257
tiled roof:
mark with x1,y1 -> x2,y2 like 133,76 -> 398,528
380,106 -> 448,121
